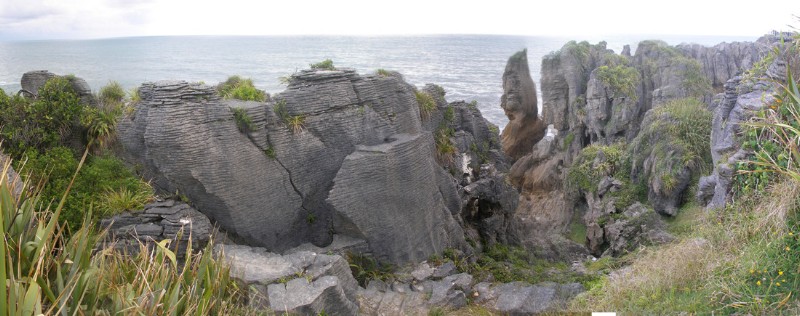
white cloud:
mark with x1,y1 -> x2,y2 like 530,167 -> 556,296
0,0 -> 797,40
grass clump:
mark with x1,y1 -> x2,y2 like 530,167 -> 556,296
629,98 -> 712,196
231,107 -> 255,133
435,127 -> 457,165
310,59 -> 336,71
416,90 -> 436,120
272,99 -> 306,134
217,75 -> 267,102
375,69 -> 392,77
98,80 -> 125,105
345,252 -> 395,287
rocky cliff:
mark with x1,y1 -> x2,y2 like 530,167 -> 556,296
505,36 -> 773,257
118,68 -> 517,265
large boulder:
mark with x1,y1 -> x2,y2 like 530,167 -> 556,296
118,70 -> 469,265
216,244 -> 360,314
474,281 -> 584,315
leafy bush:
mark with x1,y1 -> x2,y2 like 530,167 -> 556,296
415,90 -> 436,119
310,59 -> 336,70
595,64 -> 640,101
231,107 -> 254,133
217,76 -> 267,102
0,77 -> 85,157
0,160 -> 252,315
20,148 -> 153,231
81,106 -> 119,151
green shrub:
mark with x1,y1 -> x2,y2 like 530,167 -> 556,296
231,107 -> 255,133
98,81 -> 125,106
595,64 -> 640,101
416,91 -> 436,119
310,59 -> 336,70
0,77 -> 86,157
567,143 -> 647,209
217,76 -> 267,102
80,106 -> 119,151
273,99 -> 290,122
20,149 -> 153,231
375,69 -> 392,77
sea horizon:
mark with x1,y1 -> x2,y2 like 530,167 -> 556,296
0,34 -> 759,128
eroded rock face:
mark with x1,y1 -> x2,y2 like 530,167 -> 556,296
698,34 -> 792,209
118,69 -> 504,265
501,50 -> 546,161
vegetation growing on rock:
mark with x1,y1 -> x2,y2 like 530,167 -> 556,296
595,64 -> 640,101
629,98 -> 712,200
217,75 -> 267,102
310,59 -> 336,70
415,90 -> 436,119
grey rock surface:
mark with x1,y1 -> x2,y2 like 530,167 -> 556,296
118,69 -> 471,265
500,49 -> 546,161
704,76 -> 774,209
602,203 -> 674,257
100,200 -> 212,258
216,244 -> 360,314
268,276 -> 359,316
480,281 -> 584,315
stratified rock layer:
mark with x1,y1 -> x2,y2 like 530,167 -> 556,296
500,50 -> 546,161
118,70 -> 481,265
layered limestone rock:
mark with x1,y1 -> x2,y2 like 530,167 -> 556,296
100,200 -> 212,258
118,68 -> 515,265
698,34 -> 792,209
216,244 -> 360,315
506,38 -> 765,257
500,50 -> 547,161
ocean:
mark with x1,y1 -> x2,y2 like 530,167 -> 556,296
0,34 -> 755,129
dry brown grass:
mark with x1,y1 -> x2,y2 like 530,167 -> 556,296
571,179 -> 800,314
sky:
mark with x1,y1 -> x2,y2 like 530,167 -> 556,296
0,0 -> 797,41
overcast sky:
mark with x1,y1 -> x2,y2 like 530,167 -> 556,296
0,0 -> 796,40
